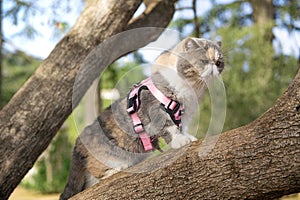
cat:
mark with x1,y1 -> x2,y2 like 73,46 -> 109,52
60,37 -> 224,200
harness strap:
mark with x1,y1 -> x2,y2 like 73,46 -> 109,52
131,112 -> 153,151
143,78 -> 183,130
127,77 -> 184,151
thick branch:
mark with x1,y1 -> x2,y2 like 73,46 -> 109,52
128,0 -> 176,29
71,67 -> 300,199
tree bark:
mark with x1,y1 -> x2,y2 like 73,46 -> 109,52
0,0 -> 176,199
71,66 -> 300,199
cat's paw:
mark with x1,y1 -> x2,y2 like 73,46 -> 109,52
169,132 -> 197,149
185,133 -> 197,142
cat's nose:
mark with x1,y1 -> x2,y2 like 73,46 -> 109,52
215,61 -> 224,73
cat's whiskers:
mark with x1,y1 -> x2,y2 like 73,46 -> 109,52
191,78 -> 206,96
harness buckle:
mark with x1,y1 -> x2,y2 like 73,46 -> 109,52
165,100 -> 180,115
179,109 -> 185,116
133,124 -> 153,151
133,123 -> 145,134
127,95 -> 137,114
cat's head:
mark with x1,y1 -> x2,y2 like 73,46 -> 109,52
175,37 -> 224,81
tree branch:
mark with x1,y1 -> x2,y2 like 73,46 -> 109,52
71,66 -> 300,199
192,0 -> 200,37
128,0 -> 177,29
176,6 -> 193,11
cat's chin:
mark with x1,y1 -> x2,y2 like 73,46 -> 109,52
201,64 -> 220,78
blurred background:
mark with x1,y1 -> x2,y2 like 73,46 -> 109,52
1,0 -> 299,199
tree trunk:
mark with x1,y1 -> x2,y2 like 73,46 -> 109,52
250,0 -> 274,25
249,0 -> 274,41
71,66 -> 300,199
0,0 -> 176,199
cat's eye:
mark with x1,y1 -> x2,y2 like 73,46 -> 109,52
215,61 -> 221,67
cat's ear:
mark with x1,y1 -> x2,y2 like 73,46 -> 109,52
217,41 -> 222,48
184,38 -> 199,51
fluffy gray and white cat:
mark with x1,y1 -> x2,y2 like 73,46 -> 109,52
60,37 -> 224,200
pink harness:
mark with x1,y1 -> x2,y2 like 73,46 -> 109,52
127,77 -> 184,151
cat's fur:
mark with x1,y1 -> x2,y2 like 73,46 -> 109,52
60,37 -> 224,200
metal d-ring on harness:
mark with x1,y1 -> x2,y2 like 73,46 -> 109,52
127,77 -> 184,151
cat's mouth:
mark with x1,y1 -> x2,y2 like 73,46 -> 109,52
200,64 -> 220,78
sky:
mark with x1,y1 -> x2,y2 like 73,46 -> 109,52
3,0 -> 300,61
3,0 -> 84,59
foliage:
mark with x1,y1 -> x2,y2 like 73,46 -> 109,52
274,0 -> 300,32
21,126 -> 73,193
1,51 -> 40,107
220,26 -> 297,129
3,0 -> 82,38
197,25 -> 297,135
100,60 -> 146,109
